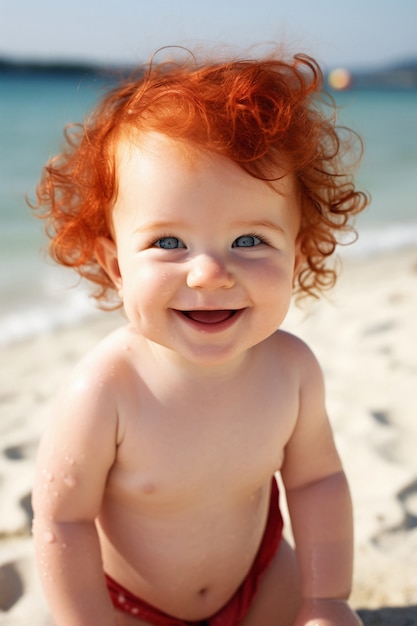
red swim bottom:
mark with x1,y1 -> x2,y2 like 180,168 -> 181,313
105,478 -> 283,625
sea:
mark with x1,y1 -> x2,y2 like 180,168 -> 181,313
1,69 -> 416,346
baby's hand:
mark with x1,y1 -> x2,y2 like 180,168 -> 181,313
294,598 -> 363,626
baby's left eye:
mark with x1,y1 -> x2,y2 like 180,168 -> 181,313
232,235 -> 263,248
154,236 -> 185,249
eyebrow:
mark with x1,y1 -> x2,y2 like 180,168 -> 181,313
232,220 -> 286,234
134,219 -> 286,235
133,221 -> 182,234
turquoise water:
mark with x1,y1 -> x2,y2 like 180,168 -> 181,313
1,71 -> 416,343
335,90 -> 417,226
0,72 -> 109,342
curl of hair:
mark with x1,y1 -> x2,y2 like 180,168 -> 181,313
31,50 -> 369,306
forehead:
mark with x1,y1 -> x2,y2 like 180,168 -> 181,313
112,132 -> 300,230
115,131 -> 296,191
114,133 -> 216,190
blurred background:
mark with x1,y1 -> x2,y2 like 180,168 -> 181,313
1,0 -> 416,345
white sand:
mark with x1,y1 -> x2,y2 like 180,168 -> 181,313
1,247 -> 416,625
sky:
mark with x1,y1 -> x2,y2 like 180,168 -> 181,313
1,0 -> 417,70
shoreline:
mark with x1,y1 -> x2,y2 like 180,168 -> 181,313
2,219 -> 417,348
2,221 -> 417,348
1,247 -> 417,624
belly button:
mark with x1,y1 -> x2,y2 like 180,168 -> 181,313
198,587 -> 208,596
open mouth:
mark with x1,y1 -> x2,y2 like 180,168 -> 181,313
180,310 -> 239,325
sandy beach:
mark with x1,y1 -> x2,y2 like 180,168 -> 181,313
1,246 -> 416,625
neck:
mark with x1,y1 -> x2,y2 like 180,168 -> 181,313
146,339 -> 255,383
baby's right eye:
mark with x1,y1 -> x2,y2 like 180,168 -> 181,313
154,237 -> 186,249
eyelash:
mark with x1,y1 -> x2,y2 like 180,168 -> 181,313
151,234 -> 185,248
150,231 -> 271,248
241,232 -> 270,246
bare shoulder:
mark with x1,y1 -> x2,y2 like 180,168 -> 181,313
44,324 -> 141,444
62,324 -> 138,394
270,330 -> 323,376
269,330 -> 326,420
276,332 -> 339,488
32,325 -> 140,521
73,323 -> 135,372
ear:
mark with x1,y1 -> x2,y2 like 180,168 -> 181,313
95,237 -> 123,295
292,236 -> 305,283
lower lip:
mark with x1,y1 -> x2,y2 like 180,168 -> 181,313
173,309 -> 244,333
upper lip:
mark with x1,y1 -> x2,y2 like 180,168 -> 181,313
175,308 -> 242,313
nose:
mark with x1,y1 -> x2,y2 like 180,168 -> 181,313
186,253 -> 235,290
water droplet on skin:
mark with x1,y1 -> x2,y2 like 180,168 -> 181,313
42,469 -> 54,482
63,474 -> 76,488
44,531 -> 56,544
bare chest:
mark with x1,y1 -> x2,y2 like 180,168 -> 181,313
107,372 -> 298,505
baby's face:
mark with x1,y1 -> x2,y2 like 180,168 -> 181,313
98,133 -> 302,367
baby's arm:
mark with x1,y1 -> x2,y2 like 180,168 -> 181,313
32,354 -> 119,626
281,341 -> 362,626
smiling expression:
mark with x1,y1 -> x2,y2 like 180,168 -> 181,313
96,133 -> 302,367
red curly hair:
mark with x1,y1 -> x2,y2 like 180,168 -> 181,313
32,49 -> 368,305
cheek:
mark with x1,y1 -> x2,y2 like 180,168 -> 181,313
248,259 -> 294,296
250,265 -> 295,323
122,262 -> 176,305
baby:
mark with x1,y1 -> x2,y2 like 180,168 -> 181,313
31,49 -> 368,626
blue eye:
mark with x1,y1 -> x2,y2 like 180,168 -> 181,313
232,235 -> 262,248
154,237 -> 185,249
